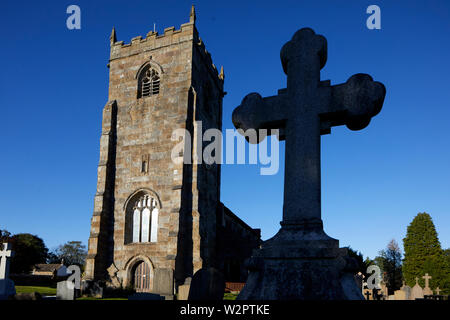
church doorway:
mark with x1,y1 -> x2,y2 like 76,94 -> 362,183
132,261 -> 152,292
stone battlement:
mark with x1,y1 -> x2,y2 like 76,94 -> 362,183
110,20 -> 222,83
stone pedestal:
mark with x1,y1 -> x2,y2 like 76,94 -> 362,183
0,279 -> 16,300
238,224 -> 364,300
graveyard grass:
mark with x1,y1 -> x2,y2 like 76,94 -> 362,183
15,285 -> 56,296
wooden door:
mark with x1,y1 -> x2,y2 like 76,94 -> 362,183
134,261 -> 151,292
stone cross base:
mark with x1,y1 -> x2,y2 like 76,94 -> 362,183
237,225 -> 363,300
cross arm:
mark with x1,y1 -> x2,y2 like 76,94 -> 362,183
232,92 -> 288,142
320,73 -> 386,133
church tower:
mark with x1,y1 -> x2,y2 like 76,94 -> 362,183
84,6 -> 227,293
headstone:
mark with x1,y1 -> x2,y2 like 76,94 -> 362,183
177,277 -> 191,300
153,268 -> 174,299
435,287 -> 441,295
81,280 -> 104,298
56,280 -> 75,300
232,27 -> 385,300
188,268 -> 225,301
411,277 -> 424,300
379,280 -> 388,298
394,289 -> 406,300
400,281 -> 412,300
422,273 -> 433,295
388,295 -> 396,300
363,289 -> 372,300
0,243 -> 16,300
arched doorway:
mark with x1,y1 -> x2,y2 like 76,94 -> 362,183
133,261 -> 152,292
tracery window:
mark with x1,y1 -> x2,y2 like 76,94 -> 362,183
138,67 -> 160,98
126,193 -> 159,243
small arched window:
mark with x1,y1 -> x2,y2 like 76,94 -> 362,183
138,67 -> 160,98
125,193 -> 159,244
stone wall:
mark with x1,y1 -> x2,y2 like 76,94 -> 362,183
85,11 -> 227,291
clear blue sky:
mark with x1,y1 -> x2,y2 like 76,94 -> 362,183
1,0 -> 449,260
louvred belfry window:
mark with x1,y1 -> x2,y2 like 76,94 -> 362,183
139,68 -> 160,98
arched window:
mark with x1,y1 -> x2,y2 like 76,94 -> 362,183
125,193 -> 159,244
138,66 -> 160,98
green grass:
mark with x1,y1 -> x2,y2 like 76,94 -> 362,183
15,286 -> 57,296
223,292 -> 238,300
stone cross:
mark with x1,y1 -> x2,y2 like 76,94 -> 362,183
422,273 -> 433,295
422,273 -> 432,288
233,28 -> 385,232
0,243 -> 15,299
0,243 -> 13,280
435,287 -> 441,295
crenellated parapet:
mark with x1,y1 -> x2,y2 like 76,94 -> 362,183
109,5 -> 223,88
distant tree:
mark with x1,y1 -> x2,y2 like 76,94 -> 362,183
46,251 -> 60,264
377,239 -> 403,294
9,233 -> 48,274
402,212 -> 450,294
50,241 -> 87,268
345,246 -> 365,272
0,229 -> 12,244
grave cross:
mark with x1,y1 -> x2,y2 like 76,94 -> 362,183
422,273 -> 432,288
435,287 -> 441,295
0,243 -> 14,280
364,290 -> 371,300
233,28 -> 386,230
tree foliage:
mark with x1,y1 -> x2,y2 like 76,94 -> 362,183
9,233 -> 48,274
402,212 -> 450,294
376,239 -> 403,294
49,241 -> 87,268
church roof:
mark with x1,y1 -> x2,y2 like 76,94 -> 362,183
33,264 -> 63,272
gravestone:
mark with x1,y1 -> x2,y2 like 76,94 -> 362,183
411,277 -> 424,300
0,243 -> 16,300
188,268 -> 225,301
363,289 -> 371,300
232,28 -> 385,300
379,280 -> 388,298
56,280 -> 75,300
400,281 -> 412,300
81,280 -> 104,298
422,273 -> 433,295
394,289 -> 406,300
177,277 -> 191,300
153,268 -> 174,300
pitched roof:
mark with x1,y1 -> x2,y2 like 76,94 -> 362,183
33,264 -> 63,272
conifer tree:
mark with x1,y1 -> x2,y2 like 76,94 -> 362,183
402,212 -> 449,294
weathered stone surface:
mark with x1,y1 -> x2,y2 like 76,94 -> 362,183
177,277 -> 191,300
188,268 -> 225,301
81,280 -> 104,298
411,278 -> 424,300
400,281 -> 412,300
153,268 -> 174,296
84,6 -> 259,297
0,243 -> 16,300
56,280 -> 77,300
233,28 -> 385,300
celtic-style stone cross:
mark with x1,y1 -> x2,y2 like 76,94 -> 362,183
233,28 -> 385,234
